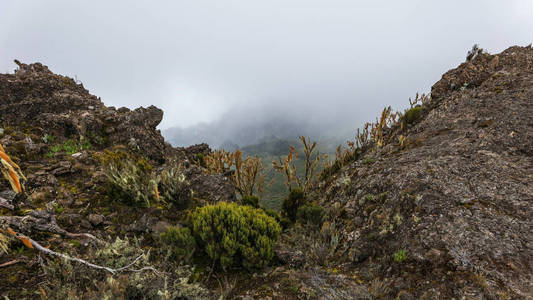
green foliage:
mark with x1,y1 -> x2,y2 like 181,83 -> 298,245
195,153 -> 206,167
101,150 -> 158,207
296,203 -> 324,226
160,226 -> 197,262
262,207 -> 281,222
282,188 -> 305,222
241,195 -> 259,208
363,157 -> 375,164
159,162 -> 192,209
47,138 -> 92,157
403,106 -> 422,124
54,205 -> 64,214
189,202 -> 281,270
393,249 -> 407,263
43,134 -> 55,143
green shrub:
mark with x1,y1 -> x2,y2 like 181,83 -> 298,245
189,202 -> 281,270
282,188 -> 305,222
241,195 -> 259,208
159,162 -> 192,209
296,203 -> 324,226
403,106 -> 422,124
160,226 -> 196,262
393,249 -> 407,263
102,151 -> 158,207
195,153 -> 206,167
262,208 -> 281,222
261,208 -> 290,230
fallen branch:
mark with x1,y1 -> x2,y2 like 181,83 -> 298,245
0,259 -> 22,268
7,229 -> 161,275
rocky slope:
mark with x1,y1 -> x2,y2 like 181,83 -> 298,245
304,45 -> 533,298
0,61 -> 235,298
0,45 -> 532,299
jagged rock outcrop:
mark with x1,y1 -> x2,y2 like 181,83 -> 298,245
0,61 -> 237,231
311,45 -> 533,298
0,61 -> 169,163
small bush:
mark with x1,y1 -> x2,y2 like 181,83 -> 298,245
159,162 -> 192,209
195,153 -> 206,167
282,188 -> 305,222
160,226 -> 196,262
189,202 -> 281,270
296,203 -> 324,226
101,150 -> 158,207
403,106 -> 422,125
393,249 -> 407,263
241,195 -> 259,208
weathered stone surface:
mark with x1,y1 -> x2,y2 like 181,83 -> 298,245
310,45 -> 533,298
87,214 -> 104,226
0,61 -> 173,163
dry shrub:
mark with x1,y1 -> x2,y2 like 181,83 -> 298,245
100,150 -> 159,207
272,136 -> 320,194
205,150 -> 267,198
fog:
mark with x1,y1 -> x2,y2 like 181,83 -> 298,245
1,1 -> 532,147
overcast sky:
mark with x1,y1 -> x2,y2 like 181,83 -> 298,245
1,1 -> 532,131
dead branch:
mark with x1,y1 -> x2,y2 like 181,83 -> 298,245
29,237 -> 158,275
0,210 -> 101,243
0,259 -> 22,268
6,228 -> 161,275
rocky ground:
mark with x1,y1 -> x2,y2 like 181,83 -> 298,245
0,45 -> 532,299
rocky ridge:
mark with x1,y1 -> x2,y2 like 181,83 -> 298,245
305,45 -> 533,298
0,45 -> 532,299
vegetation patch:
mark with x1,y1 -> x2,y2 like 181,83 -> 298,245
403,106 -> 422,125
47,138 -> 92,157
393,249 -> 407,263
158,161 -> 192,209
189,202 -> 281,270
101,149 -> 158,207
160,226 -> 197,262
282,188 -> 305,222
241,195 -> 259,208
296,203 -> 324,227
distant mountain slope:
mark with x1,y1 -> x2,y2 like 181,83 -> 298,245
163,109 -> 354,149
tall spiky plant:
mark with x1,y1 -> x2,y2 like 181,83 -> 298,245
273,136 -> 320,195
205,149 -> 267,198
0,144 -> 26,254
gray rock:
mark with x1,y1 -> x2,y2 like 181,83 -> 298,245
88,214 -> 104,226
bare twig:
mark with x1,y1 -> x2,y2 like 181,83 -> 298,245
0,259 -> 22,268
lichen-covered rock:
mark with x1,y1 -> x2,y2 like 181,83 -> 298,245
0,61 -> 172,163
310,45 -> 533,299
